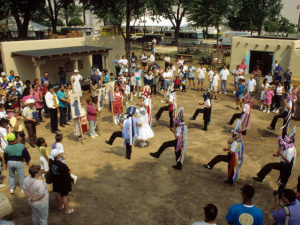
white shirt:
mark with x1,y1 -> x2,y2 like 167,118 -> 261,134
211,74 -> 220,86
0,110 -> 7,119
23,177 -> 49,206
23,106 -> 36,119
265,75 -> 273,83
247,79 -> 257,92
164,56 -> 171,63
0,127 -> 8,150
276,86 -> 284,95
120,59 -> 128,67
280,147 -> 296,163
236,75 -> 244,82
197,67 -> 207,79
169,93 -> 177,109
163,71 -> 172,80
55,142 -> 64,153
204,99 -> 211,108
183,65 -> 188,73
45,92 -> 59,109
284,99 -> 292,112
220,68 -> 230,80
149,54 -> 155,62
192,222 -> 217,225
230,141 -> 238,153
71,74 -> 83,93
170,66 -> 176,77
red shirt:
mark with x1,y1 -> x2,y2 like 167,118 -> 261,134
239,63 -> 247,72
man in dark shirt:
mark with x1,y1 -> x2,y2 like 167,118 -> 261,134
283,67 -> 292,93
4,133 -> 31,194
58,67 -> 67,85
274,64 -> 283,82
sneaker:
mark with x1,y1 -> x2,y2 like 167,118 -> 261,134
149,152 -> 159,158
272,109 -> 277,112
233,91 -> 236,94
263,109 -> 267,112
260,105 -> 263,110
20,189 -> 24,194
275,109 -> 279,113
203,164 -> 212,170
0,184 -> 6,188
139,142 -> 148,147
224,92 -> 227,95
134,93 -> 137,97
90,135 -> 96,139
172,164 -> 182,170
9,189 -> 14,194
94,133 -> 99,137
219,91 -> 222,94
252,177 -> 263,182
267,110 -> 270,114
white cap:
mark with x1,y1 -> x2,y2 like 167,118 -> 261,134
50,148 -> 64,159
74,69 -> 79,73
1,72 -> 6,76
25,98 -> 35,105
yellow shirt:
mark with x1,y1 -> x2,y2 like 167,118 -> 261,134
10,116 -> 25,132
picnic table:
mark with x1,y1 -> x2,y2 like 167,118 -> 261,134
177,54 -> 193,62
155,53 -> 169,61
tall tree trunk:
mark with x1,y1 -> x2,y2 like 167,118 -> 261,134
216,24 -> 219,47
83,7 -> 86,25
174,23 -> 180,46
125,0 -> 131,61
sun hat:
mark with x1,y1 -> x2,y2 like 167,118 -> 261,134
4,133 -> 16,142
74,69 -> 79,73
1,72 -> 6,76
25,99 -> 35,105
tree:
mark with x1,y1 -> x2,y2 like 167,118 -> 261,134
68,17 -> 84,26
46,0 -> 74,33
147,0 -> 188,45
0,0 -> 46,38
278,16 -> 297,34
263,20 -> 280,34
187,0 -> 231,45
82,0 -> 146,59
227,0 -> 283,35
60,4 -> 83,25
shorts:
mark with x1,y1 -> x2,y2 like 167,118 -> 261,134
188,77 -> 194,80
40,156 -> 49,172
136,79 -> 142,87
235,92 -> 243,99
211,85 -> 217,92
198,77 -> 205,83
164,79 -> 171,89
142,62 -> 147,67
130,85 -> 134,92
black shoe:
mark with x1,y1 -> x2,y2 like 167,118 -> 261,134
203,164 -> 212,170
190,117 -> 195,120
56,129 -> 61,132
149,152 -> 159,158
154,116 -> 159,121
226,122 -> 231,125
172,164 -> 182,170
105,140 -> 112,145
201,128 -> 207,131
51,130 -> 57,134
267,126 -> 274,130
224,180 -> 234,185
64,123 -> 70,125
60,124 -> 65,127
252,177 -> 263,182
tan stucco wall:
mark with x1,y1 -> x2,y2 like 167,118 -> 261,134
0,36 -> 125,84
230,37 -> 300,80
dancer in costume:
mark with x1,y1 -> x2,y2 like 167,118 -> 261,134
253,127 -> 296,193
154,85 -> 177,128
136,107 -> 154,147
190,90 -> 211,131
203,120 -> 244,184
150,107 -> 188,170
268,92 -> 293,138
112,86 -> 123,124
228,91 -> 252,135
140,85 -> 152,126
105,106 -> 139,159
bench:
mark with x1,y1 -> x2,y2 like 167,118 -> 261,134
177,54 -> 193,62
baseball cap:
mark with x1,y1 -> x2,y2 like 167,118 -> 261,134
4,133 -> 16,142
74,69 -> 79,73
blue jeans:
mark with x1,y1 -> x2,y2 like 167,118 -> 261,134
164,79 -> 171,90
7,161 -> 25,190
89,120 -> 96,136
220,80 -> 227,93
31,203 -> 48,225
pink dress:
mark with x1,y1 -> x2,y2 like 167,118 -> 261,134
264,90 -> 274,105
33,90 -> 43,109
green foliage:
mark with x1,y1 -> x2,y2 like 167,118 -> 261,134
60,4 -> 83,25
264,16 -> 297,34
68,17 -> 84,26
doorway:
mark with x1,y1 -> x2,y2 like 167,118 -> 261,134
249,51 -> 273,75
92,54 -> 103,71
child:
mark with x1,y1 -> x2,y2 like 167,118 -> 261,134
181,77 -> 187,92
0,104 -> 7,119
291,84 -> 299,114
273,82 -> 285,113
124,77 -> 131,105
109,73 -> 115,82
129,72 -> 136,101
36,137 -> 49,177
86,97 -> 98,138
260,78 -> 269,110
263,86 -> 274,113
52,134 -> 66,163
235,78 -> 245,110
113,86 -> 123,124
174,76 -> 181,90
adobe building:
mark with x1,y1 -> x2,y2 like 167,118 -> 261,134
0,35 -> 125,84
230,36 -> 300,80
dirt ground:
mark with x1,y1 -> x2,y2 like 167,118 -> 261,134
0,75 -> 299,225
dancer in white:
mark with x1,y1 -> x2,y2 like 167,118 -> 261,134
136,107 -> 154,147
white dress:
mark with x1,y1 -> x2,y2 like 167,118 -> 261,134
137,107 -> 154,141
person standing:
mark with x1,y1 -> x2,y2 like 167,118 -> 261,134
252,65 -> 262,92
86,97 -> 98,138
71,70 -> 83,93
272,189 -> 300,225
210,68 -> 220,100
113,55 -> 120,76
23,165 -> 49,225
32,84 -> 43,122
164,54 -> 171,70
45,85 -> 59,134
58,67 -> 67,85
141,52 -> 148,73
133,65 -> 143,97
187,64 -> 196,90
4,133 -> 31,194
56,85 -> 69,128
197,64 -> 207,92
23,99 -> 37,147
42,82 -> 49,118
10,109 -> 26,144
283,67 -> 292,93
274,64 -> 283,82
130,52 -> 137,70
225,184 -> 264,225
219,64 -> 229,95
192,204 -> 218,225
90,69 -> 101,88
246,74 -> 256,94
239,58 -> 247,75
41,72 -> 49,87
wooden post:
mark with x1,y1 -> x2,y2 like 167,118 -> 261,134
32,57 -> 46,81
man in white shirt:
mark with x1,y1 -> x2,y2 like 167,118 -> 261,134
71,70 -> 83,93
119,56 -> 129,74
210,69 -> 219,100
45,85 -> 59,133
192,204 -> 218,225
197,64 -> 207,91
272,59 -> 278,75
219,64 -> 230,94
164,54 -> 171,70
163,67 -> 172,91
246,74 -> 256,93
149,53 -> 155,66
265,72 -> 273,84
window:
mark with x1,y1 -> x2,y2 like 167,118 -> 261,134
164,32 -> 172,37
197,33 -> 203,39
188,33 -> 197,39
179,33 -> 185,38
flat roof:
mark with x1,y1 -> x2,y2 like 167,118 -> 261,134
12,45 -> 112,58
240,36 -> 299,41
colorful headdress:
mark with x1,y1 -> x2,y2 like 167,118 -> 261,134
142,85 -> 151,98
166,84 -> 175,96
231,119 -> 242,141
126,106 -> 136,116
278,126 -> 296,151
243,91 -> 253,107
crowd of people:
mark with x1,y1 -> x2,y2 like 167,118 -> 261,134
0,48 -> 299,225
